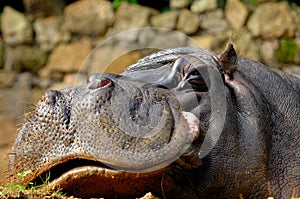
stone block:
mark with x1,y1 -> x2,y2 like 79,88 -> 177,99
150,11 -> 178,30
170,0 -> 190,9
225,0 -> 248,31
45,37 -> 92,73
191,0 -> 217,13
5,46 -> 48,73
23,0 -> 65,17
1,6 -> 33,45
0,70 -> 15,88
108,2 -> 158,36
34,16 -> 70,51
62,0 -> 114,36
177,9 -> 199,35
247,2 -> 295,39
200,9 -> 229,34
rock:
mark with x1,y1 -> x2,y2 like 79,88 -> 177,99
225,0 -> 248,31
37,68 -> 53,89
233,29 -> 260,62
293,7 -> 300,38
0,86 -> 31,117
170,0 -> 190,9
45,37 -> 92,73
0,70 -> 15,88
23,0 -> 65,17
191,34 -> 214,50
259,40 -> 279,67
191,0 -> 218,13
4,46 -> 48,73
118,29 -> 141,49
34,16 -> 71,52
106,51 -> 142,74
86,45 -> 141,75
1,6 -> 33,45
177,9 -> 199,35
200,9 -> 229,34
49,73 -> 87,90
214,30 -> 234,47
62,0 -> 114,36
139,29 -> 189,49
14,72 -> 34,89
282,65 -> 300,73
50,71 -> 64,82
49,82 -> 71,91
150,11 -> 178,30
108,2 -> 158,35
38,66 -> 51,80
137,28 -> 157,48
63,73 -> 87,87
247,2 -> 295,39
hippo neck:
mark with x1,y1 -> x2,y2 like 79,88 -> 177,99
237,58 -> 300,132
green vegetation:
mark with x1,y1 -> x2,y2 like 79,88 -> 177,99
275,39 -> 298,63
112,0 -> 138,10
0,170 -> 66,198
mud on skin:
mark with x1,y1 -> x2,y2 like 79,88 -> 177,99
8,44 -> 300,198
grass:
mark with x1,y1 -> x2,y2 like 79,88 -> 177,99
0,170 -> 68,199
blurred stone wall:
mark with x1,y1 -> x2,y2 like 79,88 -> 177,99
0,0 -> 300,179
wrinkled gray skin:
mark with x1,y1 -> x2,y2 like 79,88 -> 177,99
10,46 -> 300,198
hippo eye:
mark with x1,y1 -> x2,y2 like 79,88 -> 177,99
185,69 -> 208,92
187,69 -> 200,79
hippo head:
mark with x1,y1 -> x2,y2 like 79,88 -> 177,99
9,45 -> 299,198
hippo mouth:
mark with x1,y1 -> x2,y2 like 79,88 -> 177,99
24,109 -> 199,198
25,108 -> 201,198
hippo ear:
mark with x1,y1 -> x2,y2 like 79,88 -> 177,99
217,43 -> 238,76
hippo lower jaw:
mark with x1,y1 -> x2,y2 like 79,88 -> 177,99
27,110 -> 200,198
46,164 -> 165,198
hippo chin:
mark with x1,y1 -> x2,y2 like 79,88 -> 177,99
9,44 -> 300,198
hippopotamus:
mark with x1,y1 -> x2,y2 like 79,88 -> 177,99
8,44 -> 300,198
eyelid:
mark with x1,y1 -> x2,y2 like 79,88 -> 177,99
187,69 -> 201,79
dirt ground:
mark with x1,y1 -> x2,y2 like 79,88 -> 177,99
0,116 -> 18,181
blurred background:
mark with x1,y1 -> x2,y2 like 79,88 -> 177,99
0,0 -> 300,180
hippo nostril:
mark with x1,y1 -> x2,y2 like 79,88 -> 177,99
42,90 -> 60,105
88,78 -> 112,90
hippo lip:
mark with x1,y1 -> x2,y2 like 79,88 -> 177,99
36,157 -> 164,182
49,166 -> 165,198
